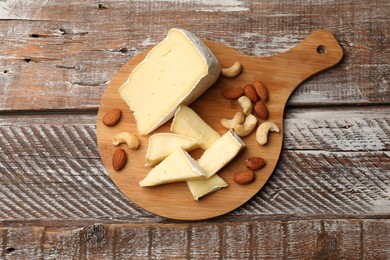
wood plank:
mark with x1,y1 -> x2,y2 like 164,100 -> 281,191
284,107 -> 390,152
252,221 -> 285,258
149,225 -> 189,258
222,222 -> 252,259
114,225 -> 151,259
0,226 -> 44,259
362,220 -> 390,259
1,220 -> 390,259
1,106 -> 388,151
189,224 -> 221,259
322,220 -> 362,259
0,110 -> 389,221
0,0 -> 389,111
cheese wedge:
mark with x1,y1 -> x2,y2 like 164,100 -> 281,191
139,148 -> 205,187
171,105 -> 221,150
119,28 -> 221,135
186,130 -> 245,200
187,174 -> 228,200
145,133 -> 200,167
198,129 -> 246,178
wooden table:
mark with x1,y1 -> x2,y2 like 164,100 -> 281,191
0,0 -> 389,258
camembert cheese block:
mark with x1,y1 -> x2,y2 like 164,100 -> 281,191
171,105 -> 221,150
119,28 -> 221,135
145,133 -> 200,167
139,148 -> 205,187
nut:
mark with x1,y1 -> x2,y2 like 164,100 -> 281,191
234,114 -> 257,137
112,148 -> 127,171
246,157 -> 266,170
253,101 -> 268,120
256,121 -> 280,145
112,132 -> 139,149
244,84 -> 259,102
221,112 -> 245,129
103,109 -> 121,126
221,87 -> 244,99
238,96 -> 252,115
221,61 -> 243,78
233,170 -> 255,185
253,80 -> 268,102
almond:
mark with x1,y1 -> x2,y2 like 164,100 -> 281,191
103,109 -> 122,126
233,170 -> 255,185
244,83 -> 259,102
253,101 -> 268,120
112,148 -> 127,171
253,80 -> 268,102
246,157 -> 266,170
221,87 -> 244,99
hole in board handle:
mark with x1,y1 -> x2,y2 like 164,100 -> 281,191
316,45 -> 327,55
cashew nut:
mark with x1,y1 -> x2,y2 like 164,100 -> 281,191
256,122 -> 280,145
112,132 -> 139,149
234,114 -> 258,137
221,112 -> 245,129
221,61 -> 243,78
238,96 -> 252,115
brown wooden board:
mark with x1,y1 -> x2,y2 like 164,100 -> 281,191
96,30 -> 343,220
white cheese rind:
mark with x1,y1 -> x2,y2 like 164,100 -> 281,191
145,133 -> 200,167
176,29 -> 221,105
187,174 -> 228,200
118,28 -> 221,135
171,105 -> 221,150
139,148 -> 205,187
198,129 -> 246,179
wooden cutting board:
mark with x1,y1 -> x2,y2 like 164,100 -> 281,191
96,30 -> 343,220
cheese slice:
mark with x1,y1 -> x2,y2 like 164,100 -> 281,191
139,148 -> 205,187
119,28 -> 220,135
145,133 -> 200,167
186,130 -> 245,200
187,174 -> 228,200
171,105 -> 221,150
198,129 -> 246,179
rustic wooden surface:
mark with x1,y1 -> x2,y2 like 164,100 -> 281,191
0,0 -> 389,258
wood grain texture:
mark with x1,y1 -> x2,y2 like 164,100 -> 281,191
0,0 -> 389,111
0,108 -> 388,222
284,107 -> 390,152
0,0 -> 389,256
1,220 -> 390,259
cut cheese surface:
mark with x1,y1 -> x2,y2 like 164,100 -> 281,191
171,105 -> 221,150
145,133 -> 200,167
139,148 -> 205,187
186,130 -> 245,200
119,28 -> 220,135
187,174 -> 228,200
198,130 -> 246,178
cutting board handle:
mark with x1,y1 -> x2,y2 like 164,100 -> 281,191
264,29 -> 343,100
